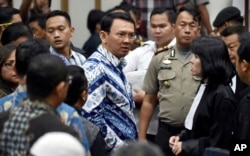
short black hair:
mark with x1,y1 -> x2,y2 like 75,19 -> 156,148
64,65 -> 88,106
119,2 -> 141,20
15,39 -> 50,77
191,36 -> 234,86
87,9 -> 105,34
237,39 -> 250,63
0,7 -> 20,24
28,13 -> 47,29
27,54 -> 68,101
1,22 -> 33,45
220,26 -> 248,39
150,7 -> 176,24
175,6 -> 201,24
46,10 -> 71,26
100,12 -> 135,33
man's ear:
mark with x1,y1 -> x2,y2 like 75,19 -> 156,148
80,90 -> 88,102
70,26 -> 75,38
99,30 -> 107,43
55,81 -> 67,99
172,23 -> 176,34
241,59 -> 250,72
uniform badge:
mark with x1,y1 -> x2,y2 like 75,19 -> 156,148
164,80 -> 170,88
163,59 -> 171,65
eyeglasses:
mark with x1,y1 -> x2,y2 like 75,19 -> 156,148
2,60 -> 15,69
66,75 -> 73,85
115,32 -> 136,40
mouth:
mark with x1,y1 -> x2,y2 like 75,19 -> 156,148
183,36 -> 192,40
54,40 -> 62,45
121,47 -> 130,52
13,75 -> 19,79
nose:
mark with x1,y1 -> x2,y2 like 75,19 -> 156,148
191,57 -> 194,63
54,30 -> 60,37
184,25 -> 191,33
123,36 -> 130,42
155,27 -> 161,33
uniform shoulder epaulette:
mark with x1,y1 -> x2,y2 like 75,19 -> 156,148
154,45 -> 169,55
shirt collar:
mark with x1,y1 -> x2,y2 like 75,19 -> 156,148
49,46 -> 74,58
97,45 -> 126,68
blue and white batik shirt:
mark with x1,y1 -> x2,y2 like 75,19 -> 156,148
82,45 -> 137,151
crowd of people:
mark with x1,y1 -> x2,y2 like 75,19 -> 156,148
0,0 -> 250,156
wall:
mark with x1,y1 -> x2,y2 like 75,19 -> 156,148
13,0 -> 122,48
13,0 -> 248,48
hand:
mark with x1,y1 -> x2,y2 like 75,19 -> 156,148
133,89 -> 145,105
172,141 -> 182,155
169,136 -> 180,149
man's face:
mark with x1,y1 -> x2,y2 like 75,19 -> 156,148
100,19 -> 135,58
221,33 -> 240,66
150,12 -> 174,47
29,21 -> 46,40
46,16 -> 73,51
173,11 -> 200,48
235,53 -> 249,85
34,0 -> 50,13
11,14 -> 22,23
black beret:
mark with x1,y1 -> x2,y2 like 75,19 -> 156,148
213,6 -> 242,27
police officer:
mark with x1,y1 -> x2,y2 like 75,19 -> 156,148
139,7 -> 201,156
124,7 -> 176,143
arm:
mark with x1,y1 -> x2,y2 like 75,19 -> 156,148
235,97 -> 250,140
56,104 -> 91,155
19,0 -> 32,22
123,48 -> 140,73
133,89 -> 145,105
180,97 -> 235,156
197,4 -> 213,35
138,93 -> 158,140
82,62 -> 122,150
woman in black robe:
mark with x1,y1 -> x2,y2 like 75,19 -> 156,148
169,36 -> 236,156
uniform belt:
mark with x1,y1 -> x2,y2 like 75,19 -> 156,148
158,119 -> 184,131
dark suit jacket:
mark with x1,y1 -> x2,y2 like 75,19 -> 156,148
179,84 -> 236,156
234,86 -> 250,140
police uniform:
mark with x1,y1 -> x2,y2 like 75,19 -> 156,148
143,46 -> 200,155
124,39 -> 176,142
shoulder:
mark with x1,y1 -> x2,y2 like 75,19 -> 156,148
213,85 -> 236,101
154,45 -> 172,56
0,94 -> 15,113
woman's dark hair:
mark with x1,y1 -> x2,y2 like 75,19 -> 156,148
0,44 -> 16,68
191,36 -> 234,86
64,65 -> 88,106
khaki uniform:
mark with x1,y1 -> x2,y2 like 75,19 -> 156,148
143,46 -> 200,127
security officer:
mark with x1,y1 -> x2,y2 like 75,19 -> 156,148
124,7 -> 176,143
139,7 -> 201,156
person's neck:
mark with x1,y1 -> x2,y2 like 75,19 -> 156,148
157,41 -> 171,49
19,76 -> 26,85
56,47 -> 71,57
44,96 -> 60,110
176,45 -> 191,53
